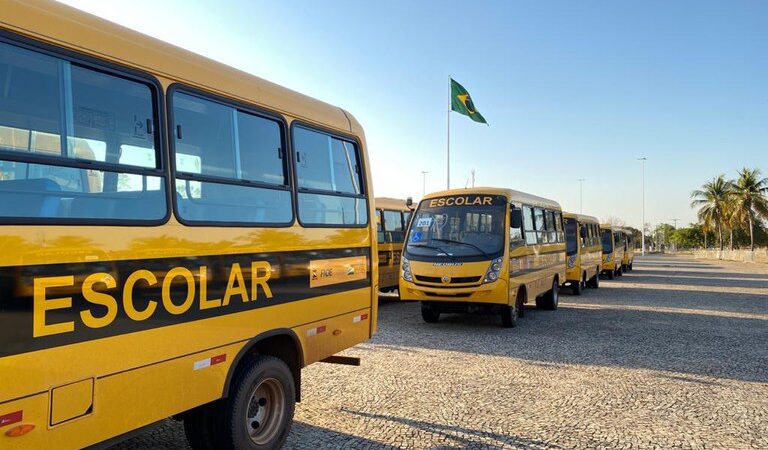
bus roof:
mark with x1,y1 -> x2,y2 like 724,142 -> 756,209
600,223 -> 621,230
375,197 -> 411,211
563,212 -> 600,224
421,187 -> 561,210
1,0 -> 361,136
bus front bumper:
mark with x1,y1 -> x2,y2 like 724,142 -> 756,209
399,278 -> 509,305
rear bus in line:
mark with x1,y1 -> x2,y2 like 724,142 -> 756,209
399,188 -> 565,327
375,197 -> 413,294
600,224 -> 626,279
620,229 -> 635,271
0,2 -> 377,449
562,212 -> 602,295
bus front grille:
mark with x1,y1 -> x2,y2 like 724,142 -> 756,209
414,275 -> 482,284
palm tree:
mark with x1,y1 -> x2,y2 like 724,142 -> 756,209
731,168 -> 768,251
691,175 -> 733,251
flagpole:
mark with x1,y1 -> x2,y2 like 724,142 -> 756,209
447,76 -> 451,190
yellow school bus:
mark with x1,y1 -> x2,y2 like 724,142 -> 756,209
562,212 -> 602,295
600,224 -> 626,279
375,198 -> 412,293
0,2 -> 377,448
399,188 -> 565,327
620,229 -> 635,271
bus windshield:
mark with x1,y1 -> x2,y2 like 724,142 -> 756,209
405,194 -> 507,259
602,229 -> 613,253
565,218 -> 578,256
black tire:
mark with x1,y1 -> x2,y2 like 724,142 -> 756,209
224,355 -> 295,450
617,265 -> 623,277
500,304 -> 518,328
628,262 -> 633,271
606,268 -> 615,280
516,288 -> 526,318
587,268 -> 599,288
571,275 -> 584,296
421,302 -> 440,323
592,268 -> 600,288
540,278 -> 559,310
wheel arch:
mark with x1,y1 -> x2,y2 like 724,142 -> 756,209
516,284 -> 528,304
222,328 -> 305,402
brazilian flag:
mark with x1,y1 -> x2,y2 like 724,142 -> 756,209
450,78 -> 488,124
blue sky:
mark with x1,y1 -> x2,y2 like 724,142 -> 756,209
58,0 -> 768,228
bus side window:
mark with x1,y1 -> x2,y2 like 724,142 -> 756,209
0,41 -> 166,222
543,209 -> 556,243
383,209 -> 404,242
293,126 -> 367,226
554,211 -> 563,243
523,206 -> 536,245
171,92 -> 292,225
375,209 -> 384,243
533,207 -> 545,244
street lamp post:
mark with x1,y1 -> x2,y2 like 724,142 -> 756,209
421,171 -> 429,197
638,157 -> 647,256
577,178 -> 585,214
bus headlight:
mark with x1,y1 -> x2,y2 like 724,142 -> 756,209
401,256 -> 413,282
483,257 -> 503,283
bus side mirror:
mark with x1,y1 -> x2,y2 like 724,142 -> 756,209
510,208 -> 522,229
406,197 -> 413,208
580,227 -> 588,238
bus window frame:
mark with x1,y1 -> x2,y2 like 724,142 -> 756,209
0,29 -> 170,226
289,120 -> 369,229
382,209 -> 405,243
522,204 -> 536,245
166,83 -> 295,228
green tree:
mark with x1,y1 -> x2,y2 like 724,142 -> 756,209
730,167 -> 768,251
669,224 -> 705,249
691,175 -> 733,251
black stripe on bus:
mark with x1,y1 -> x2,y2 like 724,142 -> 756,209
0,247 -> 370,358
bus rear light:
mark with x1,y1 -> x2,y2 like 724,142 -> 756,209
353,314 -> 368,323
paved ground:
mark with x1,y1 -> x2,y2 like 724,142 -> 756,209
112,255 -> 768,449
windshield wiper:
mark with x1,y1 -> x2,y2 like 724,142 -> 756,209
408,243 -> 453,256
429,238 -> 490,257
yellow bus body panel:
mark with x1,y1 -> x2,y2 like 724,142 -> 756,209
0,1 -> 378,447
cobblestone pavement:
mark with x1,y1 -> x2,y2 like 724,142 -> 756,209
112,255 -> 768,449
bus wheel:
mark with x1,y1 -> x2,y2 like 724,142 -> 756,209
629,262 -> 633,271
588,268 -> 600,288
500,304 -> 518,328
571,276 -> 584,296
617,266 -> 623,277
541,278 -> 559,310
421,302 -> 440,323
607,268 -> 615,280
226,355 -> 295,450
516,289 -> 526,318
